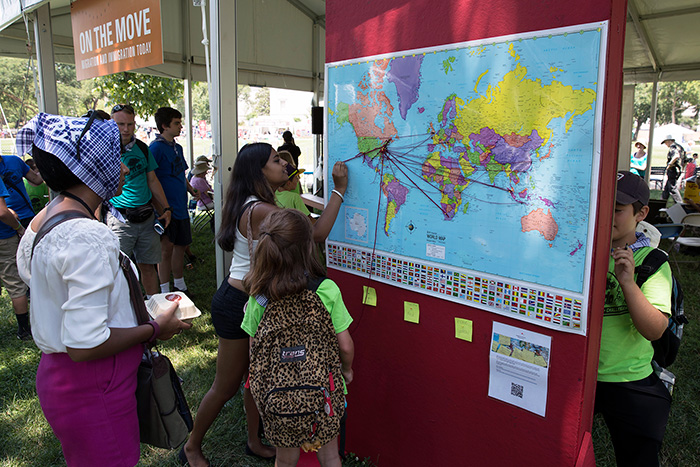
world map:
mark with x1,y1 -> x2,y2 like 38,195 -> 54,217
326,24 -> 604,295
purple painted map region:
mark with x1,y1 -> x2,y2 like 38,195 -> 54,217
440,156 -> 468,185
440,97 -> 457,127
470,127 -> 500,154
570,240 -> 583,256
387,55 -> 424,120
385,179 -> 409,205
418,107 -> 425,113
539,196 -> 556,207
471,128 -> 544,172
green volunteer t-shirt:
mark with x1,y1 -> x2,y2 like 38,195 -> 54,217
110,142 -> 159,208
275,190 -> 310,216
242,278 -> 352,336
598,247 -> 672,383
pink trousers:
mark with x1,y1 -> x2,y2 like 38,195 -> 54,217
36,345 -> 143,467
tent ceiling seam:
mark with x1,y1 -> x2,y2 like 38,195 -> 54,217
638,6 -> 700,21
627,0 -> 659,71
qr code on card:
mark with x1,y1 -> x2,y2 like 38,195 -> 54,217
510,382 -> 524,398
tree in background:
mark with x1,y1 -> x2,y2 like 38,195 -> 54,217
191,81 -> 210,122
188,83 -> 258,125
55,63 -> 106,117
632,81 -> 700,139
94,72 -> 184,119
247,87 -> 270,120
0,57 -> 39,128
632,83 -> 651,140
657,81 -> 699,126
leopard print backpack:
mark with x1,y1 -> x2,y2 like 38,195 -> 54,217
249,278 -> 346,450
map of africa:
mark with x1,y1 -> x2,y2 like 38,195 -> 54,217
326,24 -> 605,296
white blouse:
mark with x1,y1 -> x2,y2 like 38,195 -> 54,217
17,218 -> 138,354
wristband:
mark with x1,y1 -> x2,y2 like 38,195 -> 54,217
145,320 -> 160,344
163,207 -> 173,213
332,189 -> 345,202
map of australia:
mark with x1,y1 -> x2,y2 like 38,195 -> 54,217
326,25 -> 604,294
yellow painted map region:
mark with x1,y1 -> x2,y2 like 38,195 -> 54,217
453,62 -> 596,144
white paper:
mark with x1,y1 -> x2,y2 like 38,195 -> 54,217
488,322 -> 552,416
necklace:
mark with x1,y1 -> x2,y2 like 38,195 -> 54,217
61,191 -> 97,220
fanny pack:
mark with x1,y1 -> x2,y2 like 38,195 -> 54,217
120,203 -> 154,223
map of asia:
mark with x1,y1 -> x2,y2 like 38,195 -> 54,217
325,23 -> 607,333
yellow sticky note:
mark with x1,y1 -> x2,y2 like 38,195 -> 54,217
404,302 -> 420,324
498,335 -> 511,346
454,318 -> 473,342
362,286 -> 377,306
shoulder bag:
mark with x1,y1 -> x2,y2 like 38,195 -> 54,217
33,210 -> 193,449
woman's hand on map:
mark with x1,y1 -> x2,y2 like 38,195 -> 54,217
331,161 -> 348,194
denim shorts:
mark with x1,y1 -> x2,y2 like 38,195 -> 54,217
210,278 -> 249,340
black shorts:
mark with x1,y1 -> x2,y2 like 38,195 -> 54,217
595,373 -> 671,465
210,278 -> 249,340
162,217 -> 192,246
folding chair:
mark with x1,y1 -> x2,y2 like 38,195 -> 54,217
191,203 -> 215,233
666,213 -> 700,273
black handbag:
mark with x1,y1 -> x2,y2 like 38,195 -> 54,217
119,252 -> 194,449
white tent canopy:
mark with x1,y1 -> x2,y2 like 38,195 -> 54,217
0,0 -> 326,93
650,123 -> 696,147
624,0 -> 700,84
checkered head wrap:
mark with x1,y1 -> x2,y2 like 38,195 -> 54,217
16,113 -> 122,199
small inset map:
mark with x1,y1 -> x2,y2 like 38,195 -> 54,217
345,207 -> 369,243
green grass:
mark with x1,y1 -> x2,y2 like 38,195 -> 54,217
3,213 -> 698,465
0,221 -> 372,467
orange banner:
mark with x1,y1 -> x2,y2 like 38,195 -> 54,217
71,0 -> 163,80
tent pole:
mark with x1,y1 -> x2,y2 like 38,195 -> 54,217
183,0 -> 194,166
210,0 -> 238,285
32,4 -> 57,114
647,74 -> 660,172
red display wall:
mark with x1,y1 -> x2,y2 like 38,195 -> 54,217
325,0 -> 628,465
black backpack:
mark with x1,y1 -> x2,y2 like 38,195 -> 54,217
635,248 -> 688,368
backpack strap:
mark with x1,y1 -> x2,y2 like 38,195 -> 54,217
244,201 -> 261,260
134,139 -> 150,159
119,250 -> 151,326
635,248 -> 669,288
307,275 -> 327,292
31,209 -> 152,334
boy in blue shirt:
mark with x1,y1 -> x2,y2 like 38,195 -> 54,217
150,107 -> 199,294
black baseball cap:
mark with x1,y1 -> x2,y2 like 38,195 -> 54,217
616,170 -> 649,206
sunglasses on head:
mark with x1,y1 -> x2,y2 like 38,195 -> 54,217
112,103 -> 134,114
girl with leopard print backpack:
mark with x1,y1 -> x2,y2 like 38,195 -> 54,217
242,209 -> 355,467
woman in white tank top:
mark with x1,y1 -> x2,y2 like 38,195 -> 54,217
181,143 -> 348,466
